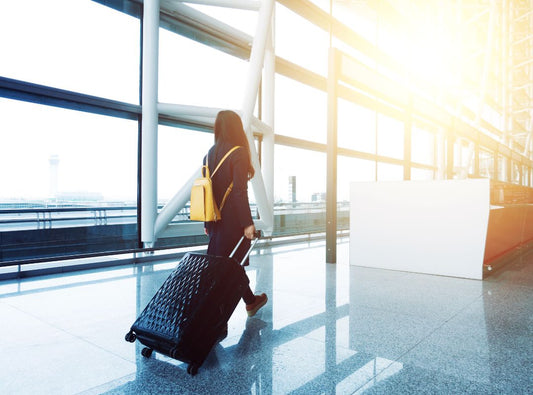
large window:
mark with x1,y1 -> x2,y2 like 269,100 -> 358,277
411,125 -> 435,166
338,99 -> 376,153
332,1 -> 377,44
0,99 -> 138,262
1,0 -> 530,269
158,126 -> 213,202
337,156 -> 375,201
275,75 -> 327,143
0,99 -> 137,203
377,113 -> 404,160
159,30 -> 249,109
0,1 -> 140,266
377,163 -> 403,181
186,4 -> 257,36
0,0 -> 140,104
276,4 -> 329,76
274,146 -> 326,203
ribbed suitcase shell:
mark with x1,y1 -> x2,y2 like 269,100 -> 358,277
127,252 -> 249,373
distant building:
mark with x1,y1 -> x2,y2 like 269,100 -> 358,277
56,191 -> 104,202
288,176 -> 296,203
311,192 -> 326,202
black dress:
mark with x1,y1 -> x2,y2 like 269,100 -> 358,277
204,143 -> 254,266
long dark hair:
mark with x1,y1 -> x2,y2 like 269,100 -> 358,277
214,110 -> 255,180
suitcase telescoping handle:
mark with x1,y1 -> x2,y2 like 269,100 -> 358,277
229,230 -> 262,266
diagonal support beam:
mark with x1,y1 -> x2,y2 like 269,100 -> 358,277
240,0 -> 275,235
154,167 -> 202,238
148,0 -> 276,241
176,0 -> 260,10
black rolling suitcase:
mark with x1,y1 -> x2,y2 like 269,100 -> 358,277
124,231 -> 261,376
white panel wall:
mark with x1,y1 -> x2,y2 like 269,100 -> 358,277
349,179 -> 490,279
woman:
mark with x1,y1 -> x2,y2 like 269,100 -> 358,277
204,110 -> 267,318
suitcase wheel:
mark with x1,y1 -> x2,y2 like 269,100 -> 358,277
187,363 -> 199,376
125,331 -> 136,343
141,347 -> 153,358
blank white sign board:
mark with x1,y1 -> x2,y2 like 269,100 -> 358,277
349,179 -> 490,280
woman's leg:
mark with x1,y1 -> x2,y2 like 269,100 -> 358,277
242,285 -> 255,304
243,282 -> 268,317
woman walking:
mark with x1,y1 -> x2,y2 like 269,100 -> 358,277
204,110 -> 268,318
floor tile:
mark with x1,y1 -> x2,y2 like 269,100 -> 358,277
356,363 -> 496,395
0,239 -> 531,394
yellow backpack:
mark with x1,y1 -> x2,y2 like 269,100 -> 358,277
190,146 -> 240,222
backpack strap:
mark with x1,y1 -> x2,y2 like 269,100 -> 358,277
219,182 -> 234,212
201,164 -> 210,178
210,146 -> 241,177
207,146 -> 241,212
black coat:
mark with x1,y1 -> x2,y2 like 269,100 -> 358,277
204,143 -> 254,264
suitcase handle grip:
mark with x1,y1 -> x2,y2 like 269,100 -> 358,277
230,230 -> 262,266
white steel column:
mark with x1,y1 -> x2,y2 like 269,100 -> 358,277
262,8 -> 275,206
141,0 -> 160,246
241,0 -> 275,234
326,48 -> 339,264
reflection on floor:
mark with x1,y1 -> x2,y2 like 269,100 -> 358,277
0,239 -> 532,394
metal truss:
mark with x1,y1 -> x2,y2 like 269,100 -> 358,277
140,0 -> 275,245
508,0 -> 533,158
386,0 -> 533,172
331,0 -> 533,180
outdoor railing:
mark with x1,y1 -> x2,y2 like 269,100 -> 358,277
0,202 -> 350,266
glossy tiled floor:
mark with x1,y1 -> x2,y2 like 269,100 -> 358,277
0,239 -> 532,394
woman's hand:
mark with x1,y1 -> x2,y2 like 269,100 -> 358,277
244,224 -> 256,239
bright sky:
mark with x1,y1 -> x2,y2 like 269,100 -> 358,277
0,0 -> 437,204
